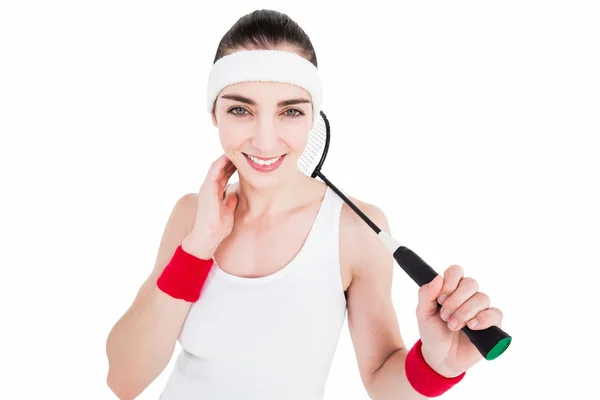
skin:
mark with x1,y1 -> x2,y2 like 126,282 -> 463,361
105,45 -> 504,399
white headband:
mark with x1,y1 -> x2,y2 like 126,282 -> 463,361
206,49 -> 322,116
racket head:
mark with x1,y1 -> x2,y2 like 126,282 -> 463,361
297,110 -> 331,178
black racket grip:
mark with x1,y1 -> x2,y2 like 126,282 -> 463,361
393,246 -> 512,360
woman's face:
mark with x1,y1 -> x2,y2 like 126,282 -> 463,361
212,80 -> 314,189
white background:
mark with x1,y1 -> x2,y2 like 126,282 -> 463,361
1,1 -> 598,399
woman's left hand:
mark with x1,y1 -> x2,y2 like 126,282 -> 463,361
415,265 -> 504,378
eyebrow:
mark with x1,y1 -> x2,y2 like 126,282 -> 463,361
220,94 -> 311,107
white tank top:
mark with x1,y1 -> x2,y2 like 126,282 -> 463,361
159,186 -> 347,400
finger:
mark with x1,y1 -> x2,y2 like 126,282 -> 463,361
437,265 -> 464,305
217,159 -> 237,188
208,154 -> 232,180
416,275 -> 444,322
446,291 -> 490,331
464,307 -> 503,330
222,183 -> 230,200
223,190 -> 239,213
216,159 -> 237,191
224,160 -> 237,179
211,153 -> 230,170
217,166 -> 234,190
440,276 -> 479,323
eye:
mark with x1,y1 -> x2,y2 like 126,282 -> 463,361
283,108 -> 304,117
228,106 -> 249,116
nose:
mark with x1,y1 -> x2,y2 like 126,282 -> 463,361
251,117 -> 278,154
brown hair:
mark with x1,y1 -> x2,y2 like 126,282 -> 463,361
213,9 -> 317,67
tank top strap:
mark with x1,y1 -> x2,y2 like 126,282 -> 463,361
299,185 -> 346,278
316,185 -> 345,238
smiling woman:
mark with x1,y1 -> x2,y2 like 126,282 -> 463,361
105,8 -> 504,400
212,79 -> 315,184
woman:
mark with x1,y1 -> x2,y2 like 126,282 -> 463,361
105,9 -> 504,400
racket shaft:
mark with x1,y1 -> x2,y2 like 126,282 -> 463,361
316,171 -> 381,233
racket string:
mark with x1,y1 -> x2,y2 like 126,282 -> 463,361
298,115 -> 328,176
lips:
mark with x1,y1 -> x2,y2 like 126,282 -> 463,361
243,153 -> 287,172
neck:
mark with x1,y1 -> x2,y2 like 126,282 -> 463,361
235,172 -> 314,219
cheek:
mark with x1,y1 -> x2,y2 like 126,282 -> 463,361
285,125 -> 310,152
218,124 -> 247,150
291,136 -> 308,153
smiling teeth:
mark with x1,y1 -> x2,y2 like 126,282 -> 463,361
247,154 -> 282,165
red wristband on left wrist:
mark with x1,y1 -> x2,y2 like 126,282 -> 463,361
405,339 -> 466,397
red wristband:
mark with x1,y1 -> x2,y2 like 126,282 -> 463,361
405,339 -> 466,397
156,245 -> 214,302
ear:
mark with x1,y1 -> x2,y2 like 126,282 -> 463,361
212,111 -> 218,127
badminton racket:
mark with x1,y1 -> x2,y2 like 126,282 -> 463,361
298,110 -> 512,361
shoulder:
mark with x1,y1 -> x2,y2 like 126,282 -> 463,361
153,192 -> 200,266
148,191 -> 201,276
339,195 -> 390,235
339,195 -> 393,280
171,192 -> 200,227
167,181 -> 240,238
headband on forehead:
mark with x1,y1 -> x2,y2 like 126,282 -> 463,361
206,49 -> 322,116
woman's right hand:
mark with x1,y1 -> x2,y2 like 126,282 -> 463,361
181,154 -> 239,260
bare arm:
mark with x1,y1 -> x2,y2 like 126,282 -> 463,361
342,200 -> 427,399
105,193 -> 198,399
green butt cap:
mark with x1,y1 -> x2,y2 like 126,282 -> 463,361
486,336 -> 512,360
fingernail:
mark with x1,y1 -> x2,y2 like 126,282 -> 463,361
468,319 -> 478,328
448,317 -> 458,329
438,294 -> 447,304
441,308 -> 451,321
